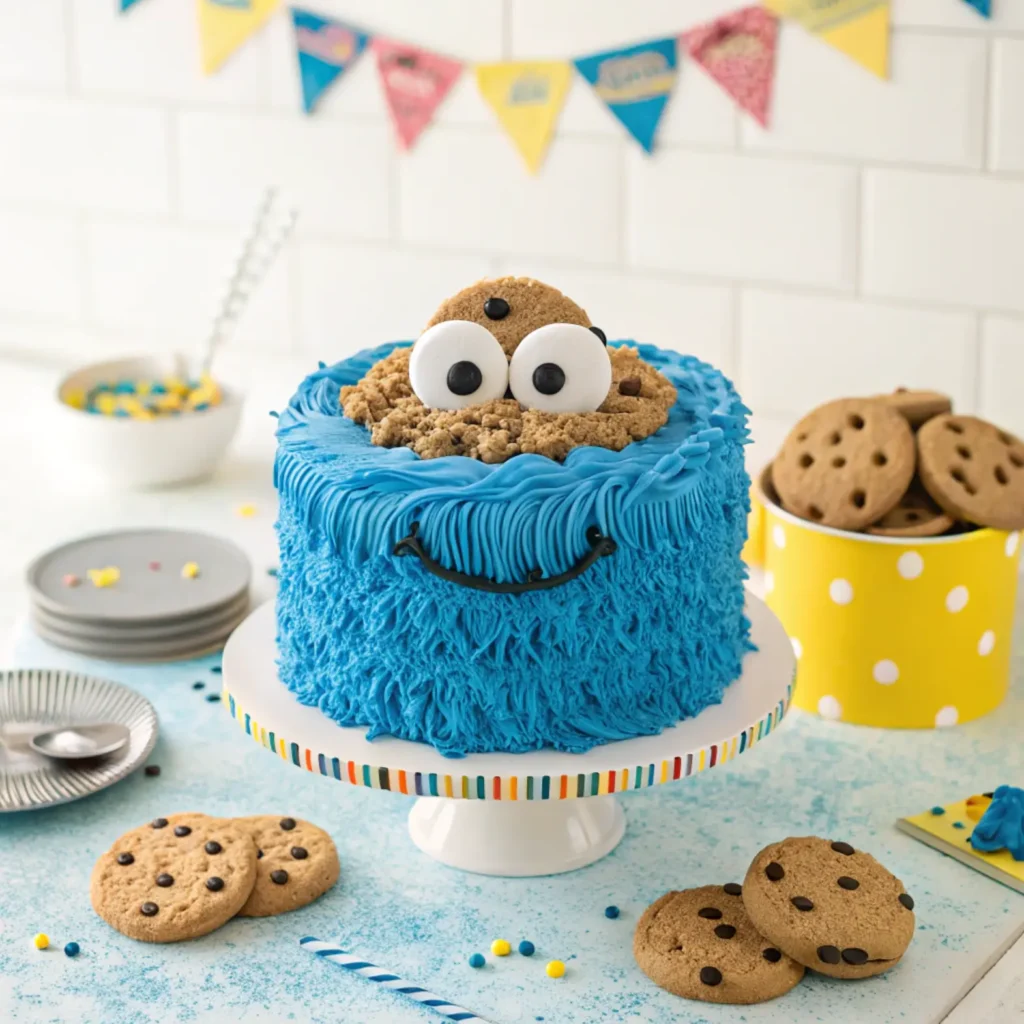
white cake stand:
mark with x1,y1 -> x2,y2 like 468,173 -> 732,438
222,596 -> 794,877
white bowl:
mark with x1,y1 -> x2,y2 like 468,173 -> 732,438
50,354 -> 244,490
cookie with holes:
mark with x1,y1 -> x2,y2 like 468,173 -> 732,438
878,388 -> 952,430
917,414 -> 1024,531
867,481 -> 954,538
634,884 -> 805,1004
91,813 -> 257,942
773,398 -> 915,531
743,836 -> 916,980
233,815 -> 339,918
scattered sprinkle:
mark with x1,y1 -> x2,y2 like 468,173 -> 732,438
930,806 -> 946,816
267,567 -> 279,578
210,666 -> 222,675
192,681 -> 206,690
953,821 -> 966,829
545,960 -> 565,979
269,410 -> 279,419
144,765 -> 161,777
206,693 -> 221,703
69,375 -> 222,419
468,953 -> 485,969
181,561 -> 200,579
236,504 -> 257,518
63,942 -> 80,958
491,939 -> 511,957
604,905 -> 620,919
149,561 -> 161,571
518,940 -> 535,957
61,574 -> 80,588
33,934 -> 49,950
87,566 -> 120,588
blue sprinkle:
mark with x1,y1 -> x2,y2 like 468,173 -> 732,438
193,402 -> 209,412
114,380 -> 135,394
953,821 -> 966,829
604,905 -> 620,919
192,681 -> 205,690
518,940 -> 535,957
318,361 -> 327,369
205,693 -> 221,703
150,382 -> 167,394
63,942 -> 80,958
269,410 -> 280,418
114,409 -> 130,417
267,567 -> 279,578
468,953 -> 485,969
210,666 -> 222,674
930,806 -> 946,816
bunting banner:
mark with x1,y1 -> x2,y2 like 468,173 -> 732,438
291,8 -> 369,114
962,0 -> 992,14
373,40 -> 463,151
763,0 -> 889,79
197,0 -> 279,75
475,61 -> 573,174
683,7 -> 778,128
573,38 -> 679,154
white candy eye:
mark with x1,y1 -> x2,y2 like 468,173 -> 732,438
409,320 -> 509,410
508,323 -> 612,414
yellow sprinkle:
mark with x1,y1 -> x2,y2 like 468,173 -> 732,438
87,566 -> 120,588
94,393 -> 118,415
236,504 -> 257,519
33,934 -> 49,950
545,960 -> 565,979
135,379 -> 152,397
181,561 -> 200,579
163,376 -> 189,396
491,939 -> 511,957
64,389 -> 86,410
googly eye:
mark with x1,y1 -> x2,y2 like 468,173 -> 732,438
409,320 -> 509,410
508,323 -> 612,414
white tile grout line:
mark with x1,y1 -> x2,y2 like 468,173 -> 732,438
982,35 -> 996,171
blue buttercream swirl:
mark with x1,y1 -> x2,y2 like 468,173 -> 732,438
971,785 -> 1024,860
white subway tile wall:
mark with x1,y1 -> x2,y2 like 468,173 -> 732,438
0,0 -> 1022,439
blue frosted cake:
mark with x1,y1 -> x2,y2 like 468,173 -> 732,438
274,278 -> 752,757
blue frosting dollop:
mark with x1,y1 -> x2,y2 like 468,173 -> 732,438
971,785 -> 1024,860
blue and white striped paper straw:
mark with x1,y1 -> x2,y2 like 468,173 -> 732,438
300,937 -> 493,1023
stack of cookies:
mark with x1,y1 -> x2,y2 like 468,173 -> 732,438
634,836 -> 915,1006
90,813 -> 339,943
770,389 -> 1024,536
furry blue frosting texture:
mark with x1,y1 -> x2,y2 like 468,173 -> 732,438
274,341 -> 752,757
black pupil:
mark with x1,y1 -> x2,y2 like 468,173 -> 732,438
447,361 -> 483,396
483,297 -> 510,320
533,363 -> 565,396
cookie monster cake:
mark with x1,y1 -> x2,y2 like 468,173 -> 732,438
274,277 -> 752,757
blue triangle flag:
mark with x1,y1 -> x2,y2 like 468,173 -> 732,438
962,0 -> 991,15
291,7 -> 369,114
574,37 -> 679,154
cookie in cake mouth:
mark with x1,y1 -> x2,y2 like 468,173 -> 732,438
339,277 -> 678,463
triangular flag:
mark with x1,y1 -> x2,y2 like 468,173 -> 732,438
763,0 -> 889,79
475,62 -> 572,174
197,0 -> 279,76
574,38 -> 678,154
291,8 -> 369,114
373,40 -> 462,151
962,0 -> 992,15
119,0 -> 146,11
683,7 -> 778,128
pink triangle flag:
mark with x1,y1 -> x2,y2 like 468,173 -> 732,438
373,39 -> 463,151
683,6 -> 779,128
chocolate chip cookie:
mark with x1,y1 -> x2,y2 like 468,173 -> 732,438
743,837 -> 916,979
634,884 -> 805,1004
234,815 -> 340,918
91,813 -> 257,943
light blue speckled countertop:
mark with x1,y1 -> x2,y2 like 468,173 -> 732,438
2,602 -> 1023,1024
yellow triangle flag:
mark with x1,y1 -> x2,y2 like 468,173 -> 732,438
197,0 -> 281,76
763,0 -> 889,79
475,61 -> 573,174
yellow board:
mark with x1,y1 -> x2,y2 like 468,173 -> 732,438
475,61 -> 573,174
197,0 -> 280,76
763,0 -> 889,78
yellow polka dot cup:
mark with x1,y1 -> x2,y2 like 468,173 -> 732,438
756,466 -> 1021,729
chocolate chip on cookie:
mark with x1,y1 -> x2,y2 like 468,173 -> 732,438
233,816 -> 339,918
91,813 -> 257,943
742,837 -> 915,980
634,886 -> 805,1005
878,388 -> 952,430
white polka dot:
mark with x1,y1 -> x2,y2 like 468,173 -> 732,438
1007,532 -> 1020,558
946,585 -> 969,613
873,659 -> 900,685
829,578 -> 854,605
935,705 -> 959,728
791,637 -> 803,660
818,695 -> 842,721
764,570 -> 775,594
978,630 -> 996,656
897,551 -> 923,580
773,525 -> 786,550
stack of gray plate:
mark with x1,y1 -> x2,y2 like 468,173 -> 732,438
27,529 -> 251,661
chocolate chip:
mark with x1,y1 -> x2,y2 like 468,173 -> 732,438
116,852 -> 134,866
791,896 -> 814,912
144,765 -> 161,777
831,841 -> 855,856
270,869 -> 289,885
291,846 -> 308,860
257,849 -> 264,859
697,907 -> 722,920
837,876 -> 860,890
140,902 -> 159,916
279,818 -> 297,831
763,948 -> 782,963
205,841 -> 222,855
899,893 -> 915,911
483,297 -> 509,320
589,325 -> 607,344
206,877 -> 225,892
842,948 -> 868,965
699,966 -> 722,987
618,376 -> 642,397
723,883 -> 742,896
173,825 -> 191,837
156,873 -> 174,887
151,817 -> 168,829
714,925 -> 736,939
765,862 -> 785,881
817,945 -> 841,965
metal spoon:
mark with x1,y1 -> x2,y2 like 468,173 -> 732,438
29,723 -> 130,761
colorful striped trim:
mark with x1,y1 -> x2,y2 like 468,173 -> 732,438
223,676 -> 792,801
